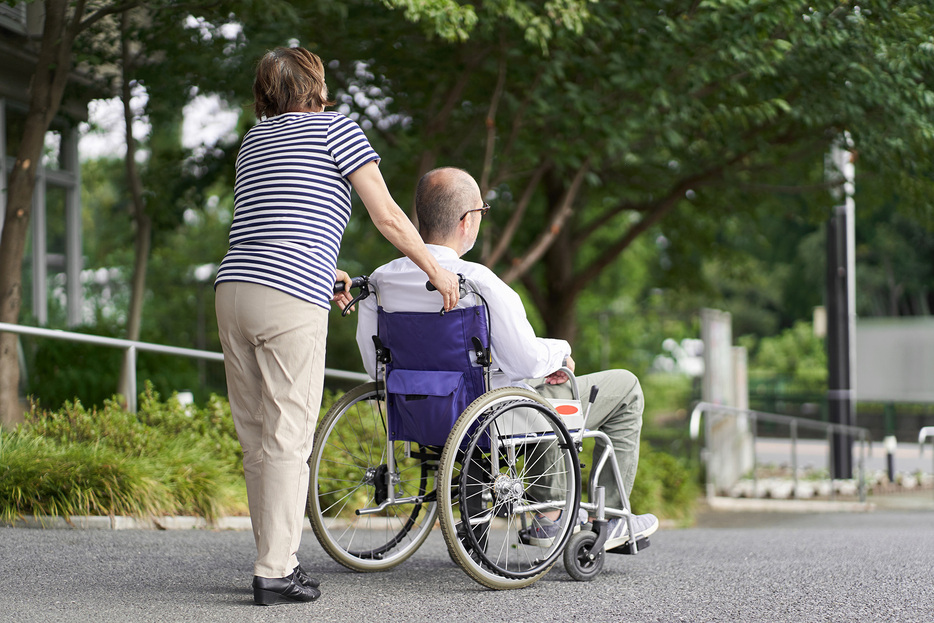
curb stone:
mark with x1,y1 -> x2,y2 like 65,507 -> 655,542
706,496 -> 876,513
1,515 -> 255,530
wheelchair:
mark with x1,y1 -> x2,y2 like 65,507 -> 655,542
306,275 -> 647,589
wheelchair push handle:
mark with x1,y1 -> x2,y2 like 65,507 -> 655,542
425,273 -> 467,294
333,275 -> 371,317
426,274 -> 469,314
333,275 -> 368,293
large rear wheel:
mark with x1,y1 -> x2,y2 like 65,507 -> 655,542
437,387 -> 581,589
307,382 -> 438,571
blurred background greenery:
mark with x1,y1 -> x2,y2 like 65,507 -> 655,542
6,1 -> 934,520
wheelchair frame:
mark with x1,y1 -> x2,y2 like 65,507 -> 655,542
306,276 -> 644,589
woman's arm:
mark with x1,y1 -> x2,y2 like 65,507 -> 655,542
348,161 -> 459,310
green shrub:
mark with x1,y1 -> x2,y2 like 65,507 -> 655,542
317,390 -> 698,523
26,397 -> 161,456
26,385 -> 242,469
0,432 -> 174,522
134,387 -> 242,471
149,439 -> 244,520
630,442 -> 700,524
6,386 -> 697,525
4,384 -> 247,522
582,439 -> 699,524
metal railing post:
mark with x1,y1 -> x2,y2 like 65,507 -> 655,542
124,345 -> 137,414
827,427 -> 836,501
705,407 -> 714,500
751,415 -> 758,497
790,419 -> 798,497
920,427 -> 934,500
859,431 -> 866,502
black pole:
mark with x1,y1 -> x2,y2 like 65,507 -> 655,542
826,206 -> 853,479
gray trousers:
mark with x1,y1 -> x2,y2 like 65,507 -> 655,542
528,369 -> 644,511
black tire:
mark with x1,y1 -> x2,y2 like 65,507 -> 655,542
307,382 -> 437,571
564,530 -> 605,581
437,387 -> 581,589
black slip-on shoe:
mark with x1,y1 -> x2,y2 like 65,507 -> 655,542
252,572 -> 321,605
293,564 -> 320,588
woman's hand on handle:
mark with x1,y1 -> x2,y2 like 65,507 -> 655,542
332,268 -> 355,312
427,268 -> 460,311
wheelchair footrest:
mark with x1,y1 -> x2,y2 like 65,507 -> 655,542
606,536 -> 650,555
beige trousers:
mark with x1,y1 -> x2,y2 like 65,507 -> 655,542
215,282 -> 328,578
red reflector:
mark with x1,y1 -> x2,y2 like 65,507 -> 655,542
555,404 -> 579,415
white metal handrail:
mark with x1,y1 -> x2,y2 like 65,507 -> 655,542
690,401 -> 872,502
919,426 -> 934,452
0,321 -> 369,412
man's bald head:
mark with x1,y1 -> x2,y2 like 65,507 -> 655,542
415,167 -> 480,244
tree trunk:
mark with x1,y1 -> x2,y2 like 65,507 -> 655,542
117,10 -> 152,406
0,121 -> 45,425
539,173 -> 580,344
0,0 -> 77,426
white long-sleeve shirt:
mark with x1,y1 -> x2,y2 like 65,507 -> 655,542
355,245 -> 570,388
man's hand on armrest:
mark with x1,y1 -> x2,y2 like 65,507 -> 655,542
544,355 -> 575,385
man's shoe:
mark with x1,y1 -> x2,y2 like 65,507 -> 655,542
526,508 -> 588,547
252,572 -> 321,605
293,564 -> 320,589
450,518 -> 490,565
604,513 -> 659,551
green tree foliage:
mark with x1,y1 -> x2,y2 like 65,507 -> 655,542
295,0 -> 934,347
854,171 -> 934,317
41,1 -> 934,404
740,321 -> 827,396
0,0 -> 144,425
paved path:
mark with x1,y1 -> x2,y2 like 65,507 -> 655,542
2,503 -> 933,623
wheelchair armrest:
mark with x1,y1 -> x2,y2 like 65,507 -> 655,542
556,367 -> 580,402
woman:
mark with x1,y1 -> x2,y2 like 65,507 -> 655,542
214,47 -> 459,606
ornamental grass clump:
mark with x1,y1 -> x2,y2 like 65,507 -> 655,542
0,433 -> 173,523
1,383 -> 245,523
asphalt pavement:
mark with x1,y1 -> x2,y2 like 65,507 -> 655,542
2,501 -> 933,623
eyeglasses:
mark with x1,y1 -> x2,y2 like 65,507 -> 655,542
459,202 -> 491,221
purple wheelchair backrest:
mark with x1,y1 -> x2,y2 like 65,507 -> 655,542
377,305 -> 489,446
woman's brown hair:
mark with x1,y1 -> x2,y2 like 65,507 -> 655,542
252,47 -> 335,119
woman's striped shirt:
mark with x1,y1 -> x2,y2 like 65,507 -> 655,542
214,111 -> 379,309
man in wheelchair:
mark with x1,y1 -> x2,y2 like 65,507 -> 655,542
355,166 -> 658,553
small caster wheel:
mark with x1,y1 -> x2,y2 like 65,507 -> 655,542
564,530 -> 605,581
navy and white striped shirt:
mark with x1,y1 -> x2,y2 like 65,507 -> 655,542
215,111 -> 379,309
